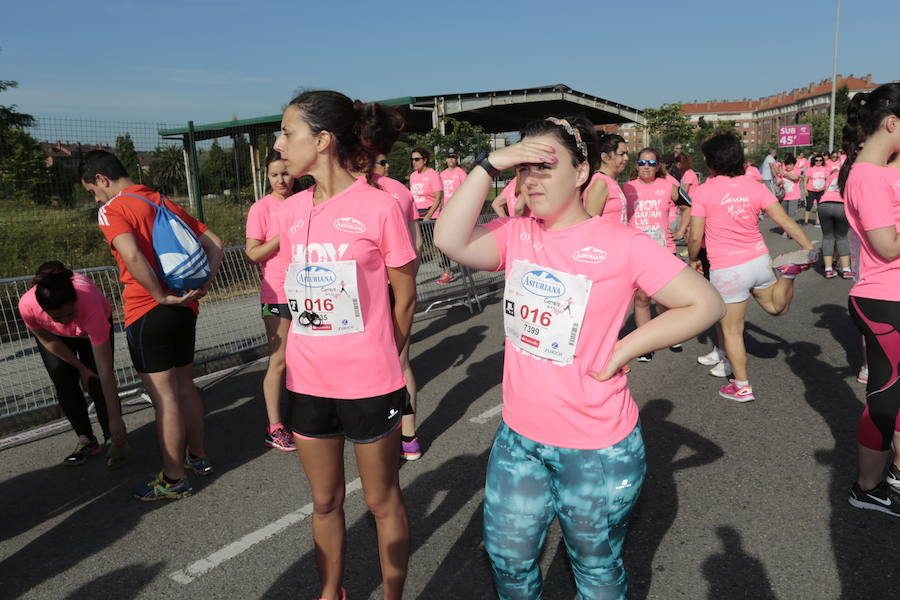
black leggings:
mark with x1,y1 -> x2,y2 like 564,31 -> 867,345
849,296 -> 900,451
818,202 -> 850,257
36,325 -> 114,441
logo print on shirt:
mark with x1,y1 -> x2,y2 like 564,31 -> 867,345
333,217 -> 366,234
387,408 -> 399,420
573,246 -> 608,263
521,270 -> 566,298
296,265 -> 337,288
289,220 -> 305,234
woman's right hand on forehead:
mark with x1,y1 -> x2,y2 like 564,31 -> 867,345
487,141 -> 558,171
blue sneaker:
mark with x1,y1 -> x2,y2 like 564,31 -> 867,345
184,450 -> 213,476
132,471 -> 192,501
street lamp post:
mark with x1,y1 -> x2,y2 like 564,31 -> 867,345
828,0 -> 841,152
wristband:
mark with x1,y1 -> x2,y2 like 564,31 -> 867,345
476,153 -> 500,179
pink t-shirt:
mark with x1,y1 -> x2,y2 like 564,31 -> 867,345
820,170 -> 843,203
797,158 -> 809,171
782,167 -> 803,200
18,273 -> 112,345
745,165 -> 761,181
690,175 -> 777,270
501,179 -> 529,217
483,216 -> 685,449
372,174 -> 417,221
623,178 -> 677,252
843,162 -> 900,301
681,169 -> 699,192
246,194 -> 288,304
806,166 -> 830,192
269,177 -> 417,398
826,159 -> 840,174
409,168 -> 443,218
439,167 -> 467,202
583,172 -> 626,224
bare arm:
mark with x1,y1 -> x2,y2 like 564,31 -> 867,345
245,236 -> 280,263
584,179 -> 610,217
491,193 -> 509,217
387,261 -> 417,353
90,338 -> 127,445
423,190 -> 443,220
866,226 -> 900,262
764,202 -> 815,250
673,206 -> 691,241
33,328 -> 86,372
197,229 -> 225,295
591,267 -> 724,380
688,215 -> 705,263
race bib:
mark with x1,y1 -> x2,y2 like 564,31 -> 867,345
812,176 -> 826,189
503,260 -> 592,364
783,179 -> 795,193
284,260 -> 363,336
641,227 -> 667,248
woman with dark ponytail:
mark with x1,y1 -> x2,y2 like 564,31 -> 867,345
836,82 -> 900,516
270,90 -> 416,600
583,132 -> 629,224
436,115 -> 723,598
17,261 -> 127,467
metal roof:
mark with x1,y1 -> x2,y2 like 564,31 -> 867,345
159,84 -> 643,140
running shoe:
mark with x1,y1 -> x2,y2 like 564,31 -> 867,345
887,465 -> 900,492
841,269 -> 854,280
436,272 -> 454,284
401,438 -> 422,461
621,364 -> 632,375
824,268 -> 836,279
697,347 -> 724,366
719,381 -> 755,402
105,440 -> 130,470
184,450 -> 214,476
637,353 -> 653,363
709,358 -> 732,378
133,471 -> 193,502
63,436 -> 101,466
772,248 -> 819,271
814,223 -> 821,228
265,426 -> 297,452
857,366 -> 869,385
669,343 -> 684,353
781,232 -> 790,239
849,481 -> 900,517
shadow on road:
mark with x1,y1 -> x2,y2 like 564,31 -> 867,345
701,526 -> 778,599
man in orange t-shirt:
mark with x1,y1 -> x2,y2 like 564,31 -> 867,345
81,150 -> 224,502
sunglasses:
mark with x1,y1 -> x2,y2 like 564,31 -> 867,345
447,154 -> 458,159
636,159 -> 658,167
411,157 -> 424,162
375,160 -> 389,166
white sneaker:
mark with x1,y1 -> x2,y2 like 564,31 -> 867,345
697,347 -> 723,366
709,358 -> 732,378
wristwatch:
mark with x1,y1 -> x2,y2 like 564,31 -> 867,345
475,152 -> 500,179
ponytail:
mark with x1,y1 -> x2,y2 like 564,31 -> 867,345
287,90 -> 404,177
839,83 -> 900,195
32,261 -> 77,312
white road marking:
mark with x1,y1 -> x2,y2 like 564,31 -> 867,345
469,404 -> 502,424
169,477 -> 363,584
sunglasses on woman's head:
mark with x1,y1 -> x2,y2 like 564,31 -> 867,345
636,159 -> 658,167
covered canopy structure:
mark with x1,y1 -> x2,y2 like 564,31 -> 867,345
159,84 -> 644,208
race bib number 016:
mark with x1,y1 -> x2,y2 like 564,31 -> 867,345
285,260 -> 364,336
503,260 -> 592,364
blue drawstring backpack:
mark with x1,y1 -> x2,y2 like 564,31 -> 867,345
120,193 -> 211,292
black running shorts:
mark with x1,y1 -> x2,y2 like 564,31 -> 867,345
125,305 -> 197,373
288,387 -> 408,444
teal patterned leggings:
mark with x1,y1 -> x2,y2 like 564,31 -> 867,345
484,421 -> 646,600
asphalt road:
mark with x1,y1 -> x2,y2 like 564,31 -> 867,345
2,220 -> 898,599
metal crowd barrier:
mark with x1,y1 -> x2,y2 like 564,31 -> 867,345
1,218 -> 508,423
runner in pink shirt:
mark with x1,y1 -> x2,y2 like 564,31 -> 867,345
410,147 -> 453,283
271,90 -> 418,599
435,115 -> 722,598
688,132 -> 816,402
744,161 -> 762,181
780,154 -> 803,225
622,148 -> 687,360
245,150 -> 299,452
804,154 -> 829,227
582,132 -> 628,224
816,166 -> 850,277
439,149 -> 467,203
491,178 -> 529,217
372,154 -> 424,460
839,82 -> 900,516
18,262 -> 128,467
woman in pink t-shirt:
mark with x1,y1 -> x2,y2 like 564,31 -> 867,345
622,148 -> 687,360
245,150 -> 300,452
803,154 -> 829,227
780,154 -> 803,225
435,115 -> 723,598
582,131 -> 628,224
271,90 -> 418,599
410,146 -> 453,283
688,132 -> 816,402
17,261 -> 128,466
838,83 -> 900,516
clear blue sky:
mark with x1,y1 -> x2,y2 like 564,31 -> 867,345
1,0 -> 896,126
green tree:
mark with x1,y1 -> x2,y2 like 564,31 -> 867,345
0,79 -> 35,152
641,103 -> 696,153
201,140 -> 232,194
390,117 -> 491,185
0,127 -> 49,204
835,84 -> 850,116
149,145 -> 185,195
114,133 -> 141,182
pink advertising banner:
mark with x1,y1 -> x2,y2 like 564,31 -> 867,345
778,125 -> 812,147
